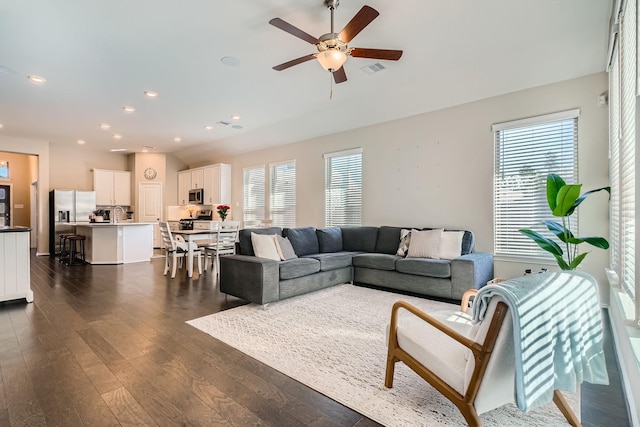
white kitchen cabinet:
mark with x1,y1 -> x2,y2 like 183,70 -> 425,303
178,171 -> 191,205
177,164 -> 231,205
94,169 -> 131,206
191,169 -> 205,189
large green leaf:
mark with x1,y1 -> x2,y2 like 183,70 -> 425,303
552,184 -> 582,216
569,252 -> 589,269
565,186 -> 611,216
519,229 -> 563,256
576,236 -> 610,249
554,254 -> 571,270
546,174 -> 566,211
543,220 -> 576,243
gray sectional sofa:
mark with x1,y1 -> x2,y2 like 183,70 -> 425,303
220,226 -> 494,306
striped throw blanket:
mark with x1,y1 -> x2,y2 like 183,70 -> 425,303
472,271 -> 609,412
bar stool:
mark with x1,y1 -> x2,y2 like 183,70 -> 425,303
58,234 -> 72,263
66,235 -> 87,265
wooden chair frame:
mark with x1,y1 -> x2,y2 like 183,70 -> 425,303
385,301 -> 580,427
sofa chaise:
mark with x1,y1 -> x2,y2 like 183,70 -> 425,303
220,226 -> 494,306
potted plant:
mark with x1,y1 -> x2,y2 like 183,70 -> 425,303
519,173 -> 610,270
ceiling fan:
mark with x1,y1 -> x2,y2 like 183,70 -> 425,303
269,0 -> 403,84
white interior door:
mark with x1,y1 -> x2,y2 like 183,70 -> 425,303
138,182 -> 163,248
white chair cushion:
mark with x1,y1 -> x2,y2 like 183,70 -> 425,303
393,310 -> 473,395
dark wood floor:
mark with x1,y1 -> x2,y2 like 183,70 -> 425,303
0,253 -> 630,426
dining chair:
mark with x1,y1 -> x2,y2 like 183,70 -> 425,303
159,221 -> 203,278
203,221 -> 239,275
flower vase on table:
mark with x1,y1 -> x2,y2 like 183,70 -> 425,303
217,205 -> 230,221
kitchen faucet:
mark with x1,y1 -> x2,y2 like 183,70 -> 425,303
113,206 -> 126,223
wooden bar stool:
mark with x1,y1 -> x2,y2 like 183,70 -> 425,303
66,235 -> 87,265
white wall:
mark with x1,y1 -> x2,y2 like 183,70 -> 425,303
226,72 -> 610,300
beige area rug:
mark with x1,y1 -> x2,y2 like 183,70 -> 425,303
187,284 -> 578,426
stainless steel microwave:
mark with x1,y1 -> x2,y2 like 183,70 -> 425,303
188,188 -> 204,204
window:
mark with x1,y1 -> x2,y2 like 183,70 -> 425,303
608,0 -> 637,311
0,161 -> 8,179
324,148 -> 362,227
243,166 -> 266,225
269,161 -> 296,228
493,110 -> 579,259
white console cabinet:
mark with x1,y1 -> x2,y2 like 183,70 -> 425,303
94,169 -> 131,206
178,164 -> 231,205
0,228 -> 33,303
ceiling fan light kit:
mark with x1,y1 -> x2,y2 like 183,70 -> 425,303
269,1 -> 403,84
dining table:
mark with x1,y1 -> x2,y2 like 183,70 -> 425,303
170,229 -> 218,277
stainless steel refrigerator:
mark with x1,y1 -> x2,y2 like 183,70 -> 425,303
49,190 -> 96,255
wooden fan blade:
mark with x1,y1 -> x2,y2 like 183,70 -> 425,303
350,48 -> 403,61
333,66 -> 347,84
272,54 -> 317,71
338,5 -> 379,43
269,18 -> 320,45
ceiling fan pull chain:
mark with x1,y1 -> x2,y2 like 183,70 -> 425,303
330,73 -> 334,100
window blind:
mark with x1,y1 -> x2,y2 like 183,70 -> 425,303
243,166 -> 266,225
324,148 -> 362,227
269,161 -> 296,228
619,0 -> 636,301
493,111 -> 579,259
609,46 -> 620,273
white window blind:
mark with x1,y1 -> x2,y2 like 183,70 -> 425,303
609,46 -> 620,273
324,148 -> 362,227
243,166 -> 266,225
269,160 -> 296,228
619,0 -> 636,301
493,110 -> 579,259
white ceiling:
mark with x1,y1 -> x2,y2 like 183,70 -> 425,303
0,0 -> 612,165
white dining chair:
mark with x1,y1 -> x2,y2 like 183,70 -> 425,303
203,221 -> 239,275
159,221 -> 203,278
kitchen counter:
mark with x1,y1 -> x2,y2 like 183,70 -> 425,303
76,222 -> 153,264
84,221 -> 155,227
0,226 -> 31,233
0,227 -> 33,302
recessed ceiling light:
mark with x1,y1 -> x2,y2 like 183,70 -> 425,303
110,148 -> 127,152
123,106 -> 135,113
28,75 -> 46,84
142,148 -> 148,153
231,115 -> 241,120
221,56 -> 240,67
174,137 -> 182,142
0,124 -> 4,129
144,91 -> 158,98
204,125 -> 213,130
113,133 -> 122,140
99,123 -> 110,130
77,139 -> 86,145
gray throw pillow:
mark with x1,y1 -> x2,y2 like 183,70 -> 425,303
316,227 -> 343,253
275,235 -> 298,260
283,227 -> 319,256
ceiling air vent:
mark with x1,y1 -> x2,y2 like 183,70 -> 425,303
360,62 -> 386,75
216,120 -> 231,126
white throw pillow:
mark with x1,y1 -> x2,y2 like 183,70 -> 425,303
251,233 -> 281,261
438,231 -> 465,260
407,229 -> 444,259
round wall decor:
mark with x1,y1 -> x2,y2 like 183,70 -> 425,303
144,167 -> 157,180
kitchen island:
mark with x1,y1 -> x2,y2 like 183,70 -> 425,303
75,222 -> 154,264
0,226 -> 33,302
